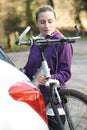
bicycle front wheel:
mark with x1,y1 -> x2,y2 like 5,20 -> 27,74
59,89 -> 87,130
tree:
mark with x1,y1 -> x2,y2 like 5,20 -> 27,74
48,0 -> 54,8
25,0 -> 35,26
72,0 -> 87,30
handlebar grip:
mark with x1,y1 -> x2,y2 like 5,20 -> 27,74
65,39 -> 76,43
15,38 -> 33,46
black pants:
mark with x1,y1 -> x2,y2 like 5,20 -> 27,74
47,115 -> 65,130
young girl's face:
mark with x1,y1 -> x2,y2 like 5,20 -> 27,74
36,11 -> 56,37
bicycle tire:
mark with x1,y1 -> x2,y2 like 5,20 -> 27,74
46,88 -> 87,130
59,89 -> 87,130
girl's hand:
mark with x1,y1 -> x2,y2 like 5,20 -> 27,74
37,74 -> 46,85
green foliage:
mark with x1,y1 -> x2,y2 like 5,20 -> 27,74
79,0 -> 87,10
72,0 -> 87,29
4,8 -> 21,35
25,0 -> 36,25
1,0 -> 87,53
48,0 -> 54,8
2,36 -> 29,52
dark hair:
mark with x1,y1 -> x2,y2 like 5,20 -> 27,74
35,5 -> 56,21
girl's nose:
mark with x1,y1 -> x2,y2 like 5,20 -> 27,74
45,22 -> 49,28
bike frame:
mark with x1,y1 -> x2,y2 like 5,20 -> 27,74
32,45 -> 65,130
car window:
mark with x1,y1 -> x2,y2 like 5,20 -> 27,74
0,49 -> 15,66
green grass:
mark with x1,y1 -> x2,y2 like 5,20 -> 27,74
2,36 -> 30,52
80,36 -> 87,40
5,45 -> 29,53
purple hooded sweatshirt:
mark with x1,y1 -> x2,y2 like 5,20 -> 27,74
24,31 -> 73,100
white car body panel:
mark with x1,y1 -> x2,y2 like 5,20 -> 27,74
0,60 -> 49,130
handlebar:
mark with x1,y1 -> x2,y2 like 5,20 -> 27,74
15,25 -> 81,46
15,36 -> 81,46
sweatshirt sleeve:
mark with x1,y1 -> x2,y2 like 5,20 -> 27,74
51,43 -> 73,86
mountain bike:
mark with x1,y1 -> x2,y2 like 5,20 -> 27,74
15,26 -> 87,130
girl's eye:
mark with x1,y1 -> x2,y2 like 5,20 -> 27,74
40,20 -> 45,24
40,19 -> 53,24
48,20 -> 53,23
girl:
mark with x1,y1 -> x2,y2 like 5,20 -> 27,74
24,5 -> 73,130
